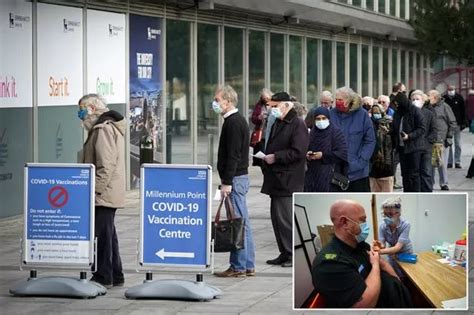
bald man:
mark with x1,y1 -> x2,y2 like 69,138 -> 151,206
311,200 -> 412,308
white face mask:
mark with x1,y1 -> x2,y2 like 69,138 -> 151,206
315,119 -> 330,130
448,90 -> 455,96
412,99 -> 423,108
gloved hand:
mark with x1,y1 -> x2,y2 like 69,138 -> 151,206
444,138 -> 453,148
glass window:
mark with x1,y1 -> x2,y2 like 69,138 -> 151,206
383,47 -> 389,94
338,0 -> 348,3
424,56 -> 429,90
353,0 -> 362,6
379,0 -> 386,14
408,51 -> 414,89
271,33 -> 284,93
249,30 -> 265,126
0,108 -> 32,217
225,27 -> 243,111
401,50 -> 406,85
166,19 -> 191,164
307,38 -> 318,107
416,53 -> 422,89
362,45 -> 369,96
197,23 -> 219,167
289,36 -> 302,101
373,47 -> 379,97
322,40 -> 332,91
336,42 -> 345,88
390,0 -> 396,16
400,0 -> 406,19
350,43 -> 358,92
392,48 -> 398,87
366,0 -> 374,11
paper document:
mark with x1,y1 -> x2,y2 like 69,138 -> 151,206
441,296 -> 466,309
252,151 -> 266,159
213,188 -> 221,201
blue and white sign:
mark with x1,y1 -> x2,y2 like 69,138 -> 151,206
140,164 -> 211,268
24,163 -> 95,266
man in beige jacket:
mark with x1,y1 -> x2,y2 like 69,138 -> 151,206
78,94 -> 126,288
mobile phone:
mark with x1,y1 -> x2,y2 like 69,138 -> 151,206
400,132 -> 406,137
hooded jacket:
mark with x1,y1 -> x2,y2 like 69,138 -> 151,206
82,110 -> 126,208
329,97 -> 376,182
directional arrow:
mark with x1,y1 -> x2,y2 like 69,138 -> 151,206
155,248 -> 195,260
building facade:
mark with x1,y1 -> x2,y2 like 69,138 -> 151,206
0,0 -> 430,217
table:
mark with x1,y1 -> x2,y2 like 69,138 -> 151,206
395,251 -> 466,308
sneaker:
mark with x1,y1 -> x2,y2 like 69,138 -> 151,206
214,267 -> 246,278
113,281 -> 125,287
266,255 -> 289,265
447,163 -> 453,168
393,184 -> 403,190
441,185 -> 450,191
246,269 -> 256,276
455,164 -> 462,169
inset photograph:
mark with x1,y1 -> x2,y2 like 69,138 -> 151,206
294,193 -> 467,310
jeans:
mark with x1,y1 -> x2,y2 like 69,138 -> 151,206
448,126 -> 462,165
419,150 -> 433,192
92,206 -> 124,285
229,175 -> 255,271
432,146 -> 449,187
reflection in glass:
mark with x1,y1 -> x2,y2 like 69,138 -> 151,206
336,42 -> 345,88
271,33 -> 284,93
353,0 -> 362,6
390,0 -> 396,16
379,0 -> 386,13
290,36 -> 302,101
409,51 -> 414,88
249,30 -> 265,128
350,43 -> 358,93
307,38 -> 318,107
166,19 -> 191,164
392,48 -> 398,87
400,0 -> 406,19
401,50 -> 406,86
383,47 -> 389,94
322,40 -> 332,91
197,23 -> 219,167
366,0 -> 374,11
373,47 -> 379,97
225,27 -> 243,111
362,45 -> 369,96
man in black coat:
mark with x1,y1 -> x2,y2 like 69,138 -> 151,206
442,85 -> 467,168
391,92 -> 426,192
261,92 -> 309,268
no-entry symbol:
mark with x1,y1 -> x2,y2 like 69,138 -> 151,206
48,186 -> 69,208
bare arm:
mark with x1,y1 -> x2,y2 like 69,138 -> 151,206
379,242 -> 404,255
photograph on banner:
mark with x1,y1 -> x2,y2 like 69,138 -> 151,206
293,193 -> 467,310
24,164 -> 94,266
129,14 -> 163,188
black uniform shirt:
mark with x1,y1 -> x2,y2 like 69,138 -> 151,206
311,236 -> 372,308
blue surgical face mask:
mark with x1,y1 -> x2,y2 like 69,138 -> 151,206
372,113 -> 382,120
78,108 -> 88,121
270,107 -> 282,119
383,216 -> 395,225
347,217 -> 370,243
212,101 -> 222,114
315,119 -> 330,130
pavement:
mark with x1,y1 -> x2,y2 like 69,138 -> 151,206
0,130 -> 473,314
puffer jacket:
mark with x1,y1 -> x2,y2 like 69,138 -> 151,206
82,110 -> 126,208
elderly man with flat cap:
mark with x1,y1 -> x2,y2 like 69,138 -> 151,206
311,200 -> 412,308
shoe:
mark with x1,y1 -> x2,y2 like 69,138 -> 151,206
113,281 -> 125,287
281,259 -> 293,268
393,184 -> 403,190
246,269 -> 256,276
214,267 -> 246,278
441,185 -> 450,191
455,164 -> 462,169
266,255 -> 289,265
90,277 -> 112,289
467,175 -> 473,179
447,163 -> 453,168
